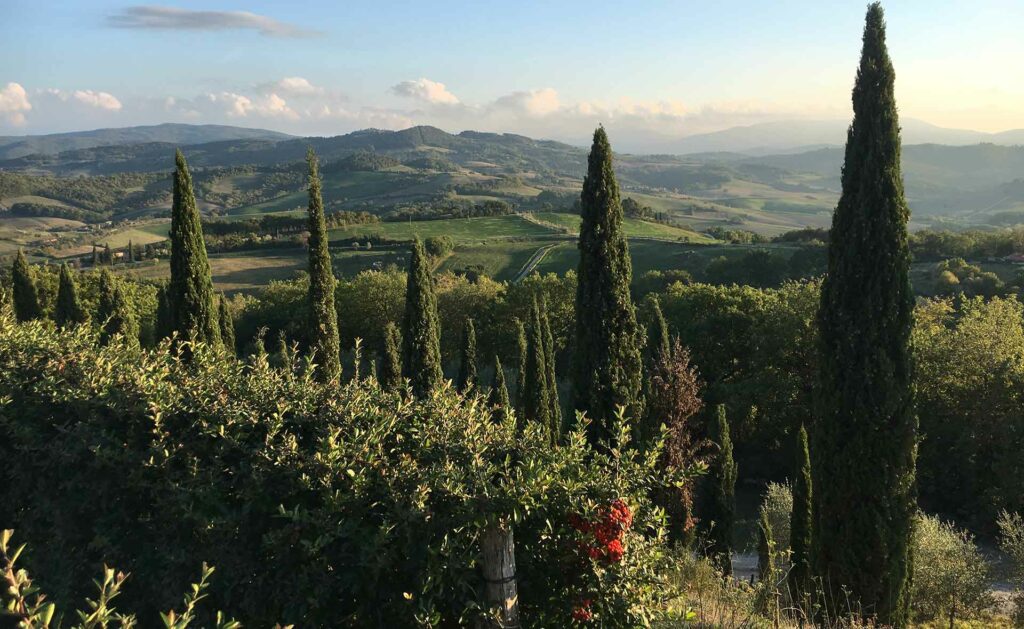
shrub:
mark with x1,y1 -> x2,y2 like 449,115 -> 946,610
911,514 -> 994,625
998,510 -> 1024,625
0,314 -> 694,627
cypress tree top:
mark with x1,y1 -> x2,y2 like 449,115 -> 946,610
306,148 -> 342,383
11,250 -> 41,323
789,424 -> 813,604
168,149 -> 219,346
572,126 -> 644,445
814,4 -> 916,626
401,238 -> 443,397
55,262 -> 87,328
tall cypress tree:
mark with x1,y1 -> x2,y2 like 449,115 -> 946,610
541,299 -> 561,440
127,240 -> 134,263
789,424 -> 813,606
305,148 -> 341,382
168,149 -> 219,346
708,404 -> 737,576
515,317 -> 528,416
218,294 -> 236,355
490,355 -> 511,423
96,269 -> 138,346
380,321 -> 403,392
54,262 -> 87,328
523,297 -> 551,439
572,126 -> 644,445
813,5 -> 916,625
92,245 -> 99,267
457,318 -> 478,392
401,238 -> 443,397
11,250 -> 40,323
154,282 -> 171,343
645,296 -> 671,364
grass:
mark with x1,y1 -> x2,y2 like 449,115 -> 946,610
439,242 -> 543,281
123,249 -> 308,293
528,211 -> 715,242
328,215 -> 558,242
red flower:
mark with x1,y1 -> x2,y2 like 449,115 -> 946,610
606,538 -> 624,563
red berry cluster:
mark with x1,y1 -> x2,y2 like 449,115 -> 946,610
569,498 -> 632,565
571,599 -> 593,622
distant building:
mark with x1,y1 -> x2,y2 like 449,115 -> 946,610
1003,253 -> 1024,264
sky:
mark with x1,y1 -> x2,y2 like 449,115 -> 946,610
1,1 -> 1023,148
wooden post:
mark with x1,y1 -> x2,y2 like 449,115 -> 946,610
480,522 -> 520,628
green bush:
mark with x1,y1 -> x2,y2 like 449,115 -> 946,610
0,314 -> 692,627
998,510 -> 1024,625
911,514 -> 994,625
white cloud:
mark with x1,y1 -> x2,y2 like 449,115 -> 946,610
260,77 -> 325,96
391,78 -> 460,105
189,91 -> 299,120
72,90 -> 122,111
0,82 -> 32,126
491,88 -> 560,116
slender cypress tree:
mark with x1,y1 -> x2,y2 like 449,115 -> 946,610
96,270 -> 138,346
813,5 -> 916,625
305,148 -> 342,382
218,295 -> 236,355
490,355 -> 511,423
708,404 -> 737,576
789,424 -> 813,607
154,283 -> 172,342
541,299 -> 561,440
91,245 -> 99,267
103,244 -> 112,265
11,250 -> 40,323
515,317 -> 528,416
379,321 -> 403,392
401,238 -> 443,397
127,240 -> 134,263
758,509 -> 776,584
168,149 -> 219,346
572,126 -> 644,445
645,296 -> 671,364
456,318 -> 478,392
523,297 -> 551,439
54,263 -> 87,328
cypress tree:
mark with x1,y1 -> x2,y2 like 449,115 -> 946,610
305,148 -> 341,383
379,321 -> 403,392
54,262 -> 87,328
813,5 -> 916,625
490,355 -> 511,423
645,296 -> 671,364
218,294 -> 235,355
515,317 -> 528,416
456,318 -> 478,392
789,424 -> 813,607
103,243 -> 112,265
11,250 -> 41,322
572,126 -> 644,445
758,510 -> 776,584
92,245 -> 99,267
168,149 -> 219,346
127,240 -> 134,263
276,331 -> 293,374
154,282 -> 172,342
708,404 -> 737,576
401,238 -> 443,397
523,297 -> 552,440
96,270 -> 138,346
541,299 -> 561,440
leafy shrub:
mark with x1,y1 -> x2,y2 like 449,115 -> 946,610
911,514 -> 994,625
0,314 -> 692,627
998,510 -> 1024,625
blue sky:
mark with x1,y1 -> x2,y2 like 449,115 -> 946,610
2,1 -> 1022,145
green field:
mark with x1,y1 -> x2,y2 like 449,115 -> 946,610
528,211 -> 715,242
439,242 -> 543,281
328,214 -> 559,242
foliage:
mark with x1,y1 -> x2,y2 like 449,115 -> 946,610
489,356 -> 510,423
54,263 -> 88,329
813,6 -> 916,625
456,318 -> 478,392
96,269 -> 139,347
541,299 -> 561,435
12,250 -> 41,323
789,425 -> 813,602
0,317 -> 692,627
997,510 -> 1024,624
521,297 -> 551,440
932,258 -> 1006,298
911,514 -> 994,625
305,148 -> 342,382
707,404 -> 736,576
573,127 -> 644,444
218,295 -> 235,355
379,321 -> 403,392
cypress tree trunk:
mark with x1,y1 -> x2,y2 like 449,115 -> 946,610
813,5 -> 916,626
515,318 -> 528,417
305,148 -> 342,383
457,318 -> 478,392
96,269 -> 138,347
490,355 -> 511,423
380,321 -> 403,392
168,149 -> 219,347
11,250 -> 40,323
401,238 -> 443,397
54,262 -> 87,329
218,294 -> 236,355
523,297 -> 551,439
789,424 -> 813,607
541,299 -> 561,440
708,404 -> 736,576
572,126 -> 644,446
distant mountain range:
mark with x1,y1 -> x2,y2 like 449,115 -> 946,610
0,123 -> 294,160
